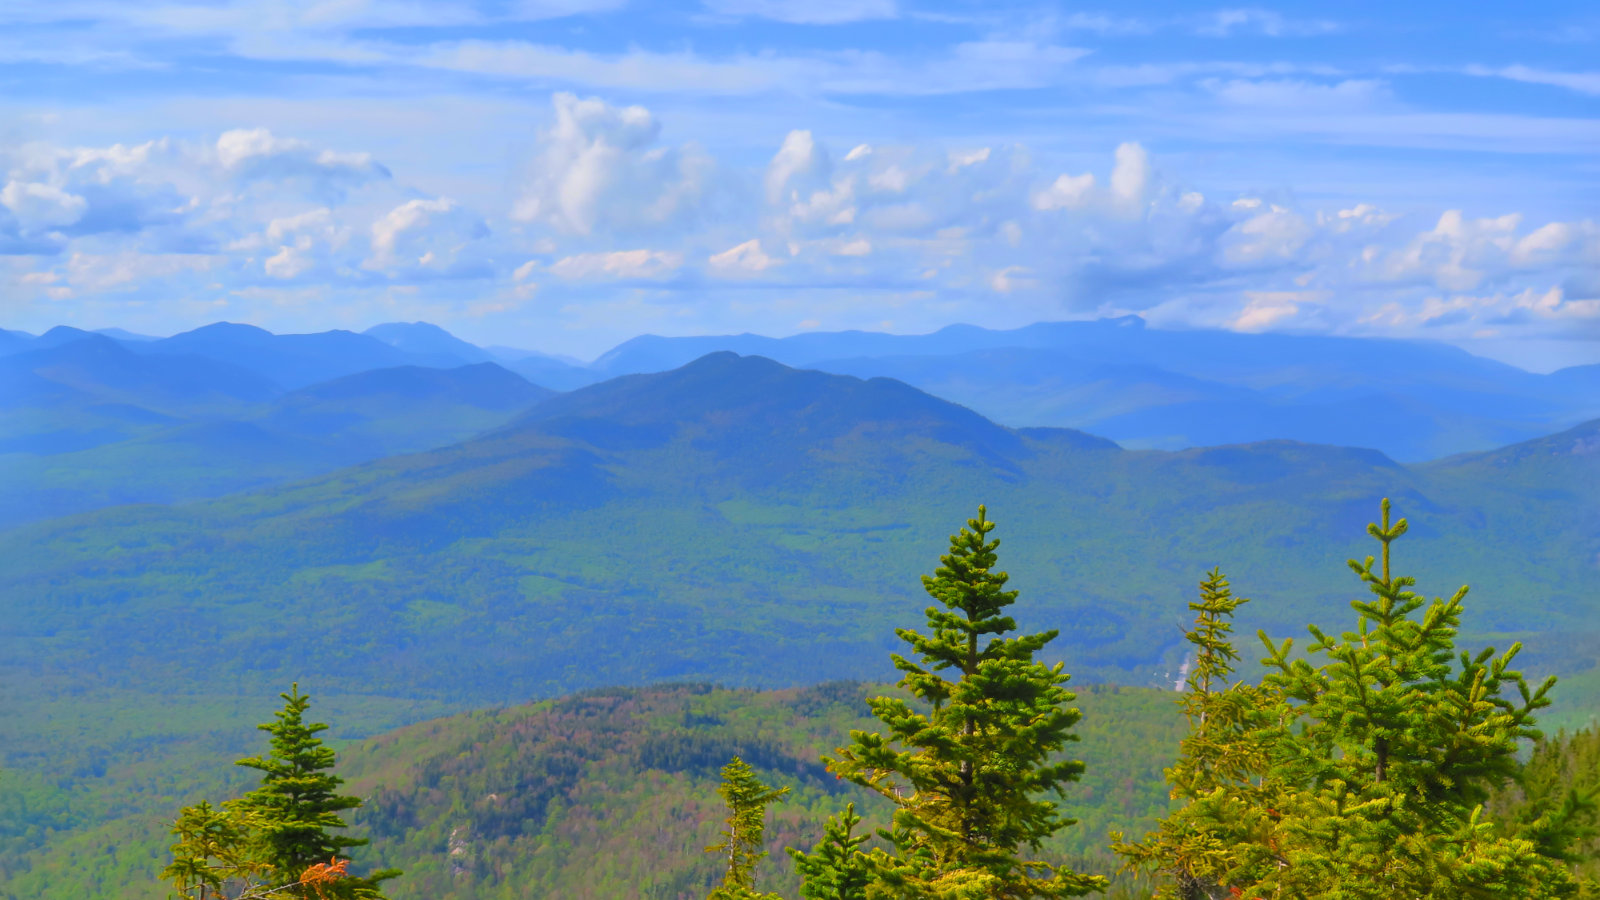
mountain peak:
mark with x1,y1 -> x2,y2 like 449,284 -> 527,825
174,322 -> 275,341
510,352 -> 1033,465
363,321 -> 492,364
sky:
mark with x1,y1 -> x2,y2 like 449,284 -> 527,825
1,1 -> 1598,368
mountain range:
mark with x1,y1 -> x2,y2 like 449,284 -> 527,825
2,322 -> 1596,900
3,351 -> 1594,763
4,317 -> 1598,529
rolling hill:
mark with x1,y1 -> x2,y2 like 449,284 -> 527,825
0,342 -> 554,527
1,682 -> 1181,900
584,318 -> 1597,461
6,317 -> 1594,462
2,352 -> 1594,765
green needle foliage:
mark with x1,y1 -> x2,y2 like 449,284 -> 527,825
828,505 -> 1106,899
1121,499 -> 1582,899
1113,569 -> 1273,899
165,684 -> 397,899
706,756 -> 790,900
789,802 -> 873,900
1489,727 -> 1600,897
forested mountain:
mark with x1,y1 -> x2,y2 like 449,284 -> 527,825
0,682 -> 1183,900
3,353 -> 1594,789
6,317 -> 1596,461
0,340 -> 553,526
586,318 -> 1598,461
2,342 -> 1596,899
362,321 -> 495,363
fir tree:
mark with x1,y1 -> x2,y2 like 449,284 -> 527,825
1120,499 -> 1579,899
1113,569 -> 1274,899
789,802 -> 872,900
706,756 -> 789,900
164,684 -> 397,900
827,505 -> 1105,899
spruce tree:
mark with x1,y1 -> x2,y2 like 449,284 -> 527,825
1113,569 -> 1274,899
827,505 -> 1105,899
706,756 -> 789,900
165,684 -> 396,899
1120,499 -> 1579,899
789,803 -> 872,900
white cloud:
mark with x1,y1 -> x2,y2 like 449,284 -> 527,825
1466,64 -> 1600,97
701,0 -> 897,25
549,249 -> 683,279
1220,205 -> 1312,266
1360,209 -> 1523,290
766,130 -> 827,205
1030,142 -> 1148,215
1197,9 -> 1340,38
367,197 -> 489,275
1033,172 -> 1096,211
947,147 -> 990,173
215,128 -> 388,187
1,180 -> 87,229
1230,290 -> 1324,331
1108,142 -> 1150,213
868,165 -> 911,194
709,239 -> 778,274
514,93 -> 714,236
64,251 -> 214,292
833,237 -> 872,256
1204,78 -> 1388,111
844,144 -> 873,161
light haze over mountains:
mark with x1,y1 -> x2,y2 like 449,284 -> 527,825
2,316 -> 1596,528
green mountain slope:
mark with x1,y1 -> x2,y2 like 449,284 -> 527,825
0,358 -> 552,527
3,683 -> 1182,900
2,352 -> 1594,763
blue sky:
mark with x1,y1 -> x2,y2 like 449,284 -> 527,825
1,0 -> 1598,367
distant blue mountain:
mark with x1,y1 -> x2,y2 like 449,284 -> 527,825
0,328 -> 33,354
501,355 -> 603,391
364,321 -> 493,364
31,325 -> 105,351
581,319 -> 1598,461
134,322 -> 469,389
0,334 -> 281,415
0,356 -> 552,527
7,316 -> 1597,461
92,327 -> 159,341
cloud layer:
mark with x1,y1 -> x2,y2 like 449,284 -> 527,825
5,90 -> 1596,359
2,1 -> 1597,363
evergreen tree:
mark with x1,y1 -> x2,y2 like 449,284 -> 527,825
164,684 -> 397,900
1489,727 -> 1600,897
1119,499 -> 1579,899
1113,569 -> 1274,899
706,756 -> 789,900
789,803 -> 873,900
827,505 -> 1105,899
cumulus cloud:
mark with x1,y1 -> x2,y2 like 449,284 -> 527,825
5,99 -> 1596,354
368,197 -> 489,275
549,249 -> 684,279
1,180 -> 87,229
514,93 -> 715,235
766,130 -> 828,205
709,239 -> 778,274
1031,142 -> 1150,216
215,128 -> 389,195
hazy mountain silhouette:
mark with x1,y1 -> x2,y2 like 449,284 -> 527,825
364,321 -> 494,364
134,322 -> 466,388
0,358 -> 552,526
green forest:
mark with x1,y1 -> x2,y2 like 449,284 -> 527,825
6,500 -> 1595,899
